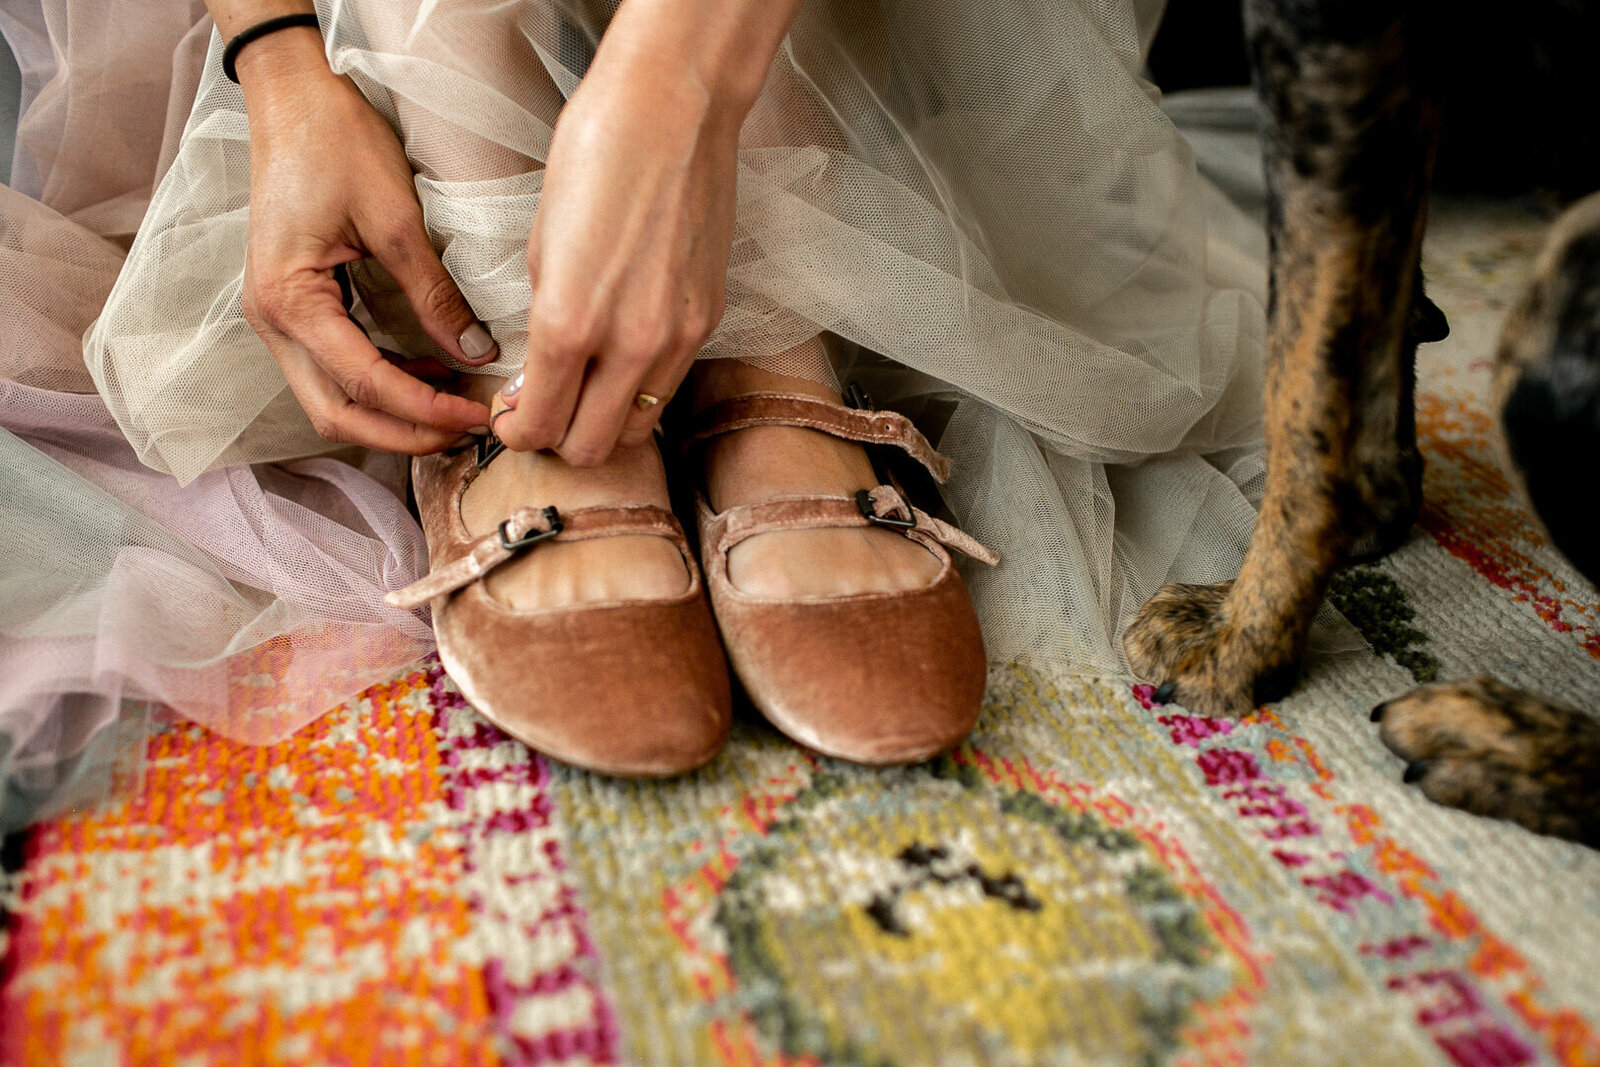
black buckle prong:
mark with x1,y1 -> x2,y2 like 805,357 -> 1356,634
476,434 -> 506,469
499,506 -> 564,551
857,489 -> 916,531
844,381 -> 873,412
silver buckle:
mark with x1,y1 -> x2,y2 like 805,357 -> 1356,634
856,489 -> 916,531
498,506 -> 563,550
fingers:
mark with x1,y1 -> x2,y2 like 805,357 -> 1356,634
491,301 -> 591,452
556,348 -> 695,466
552,360 -> 648,467
269,335 -> 468,455
248,267 -> 490,451
615,377 -> 677,450
367,204 -> 500,368
288,308 -> 490,431
495,308 -> 702,464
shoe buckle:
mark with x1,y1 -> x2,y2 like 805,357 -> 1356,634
476,433 -> 506,469
856,488 -> 917,531
499,506 -> 563,550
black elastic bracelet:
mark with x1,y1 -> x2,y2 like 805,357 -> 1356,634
222,13 -> 322,84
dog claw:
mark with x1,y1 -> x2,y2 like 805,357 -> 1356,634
1153,681 -> 1177,705
1371,701 -> 1388,723
1403,760 -> 1428,784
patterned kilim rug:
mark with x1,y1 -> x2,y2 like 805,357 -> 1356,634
3,199 -> 1599,1066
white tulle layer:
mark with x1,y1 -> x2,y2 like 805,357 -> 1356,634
1,0 -> 1354,822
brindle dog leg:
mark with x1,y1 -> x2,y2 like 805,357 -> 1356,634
1125,0 -> 1443,716
1374,195 -> 1600,846
1347,279 -> 1449,562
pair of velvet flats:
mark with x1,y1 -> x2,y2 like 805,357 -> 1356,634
385,390 -> 996,777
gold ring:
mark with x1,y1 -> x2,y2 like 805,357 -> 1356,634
634,393 -> 663,411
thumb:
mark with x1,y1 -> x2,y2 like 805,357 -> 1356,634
371,216 -> 500,367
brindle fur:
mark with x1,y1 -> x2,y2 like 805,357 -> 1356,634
1124,0 -> 1600,846
1375,196 -> 1600,846
1374,678 -> 1600,846
1125,0 -> 1443,717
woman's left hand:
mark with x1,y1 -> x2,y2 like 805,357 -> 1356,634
493,54 -> 741,466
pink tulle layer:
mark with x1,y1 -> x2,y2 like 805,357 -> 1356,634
0,4 -> 433,810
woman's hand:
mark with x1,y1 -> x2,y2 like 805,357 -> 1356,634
494,0 -> 803,466
495,58 -> 740,466
235,26 -> 496,453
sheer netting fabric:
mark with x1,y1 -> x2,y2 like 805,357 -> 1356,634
0,1 -> 430,828
4,0 -> 1358,822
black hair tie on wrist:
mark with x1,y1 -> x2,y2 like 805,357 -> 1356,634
222,13 -> 322,84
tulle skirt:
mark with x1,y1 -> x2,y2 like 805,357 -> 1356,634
0,0 -> 1320,825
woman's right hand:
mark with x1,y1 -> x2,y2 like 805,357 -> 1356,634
234,23 -> 495,453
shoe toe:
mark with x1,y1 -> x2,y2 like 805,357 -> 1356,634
437,586 -> 731,777
726,573 -> 987,765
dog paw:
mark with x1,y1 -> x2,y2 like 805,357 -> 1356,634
1123,581 -> 1296,718
1373,676 -> 1600,845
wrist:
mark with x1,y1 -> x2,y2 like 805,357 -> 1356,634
235,25 -> 339,113
597,0 -> 803,119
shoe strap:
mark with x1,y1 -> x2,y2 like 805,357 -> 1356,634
385,503 -> 690,610
685,392 -> 953,484
701,485 -> 998,567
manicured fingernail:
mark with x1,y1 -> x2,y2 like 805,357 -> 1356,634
502,372 -> 524,398
467,425 -> 490,435
459,323 -> 497,362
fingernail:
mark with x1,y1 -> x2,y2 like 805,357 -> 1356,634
459,323 -> 497,362
502,372 -> 524,398
467,425 -> 490,435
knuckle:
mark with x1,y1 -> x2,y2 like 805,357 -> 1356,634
308,413 -> 346,445
343,368 -> 381,410
374,213 -> 424,258
560,443 -> 607,468
525,425 -> 565,452
532,301 -> 599,355
249,277 -> 290,325
540,333 -> 591,368
680,308 -> 717,349
417,273 -> 465,323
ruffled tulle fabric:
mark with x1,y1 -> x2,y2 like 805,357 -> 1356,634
3,0 -> 1358,824
0,3 -> 431,829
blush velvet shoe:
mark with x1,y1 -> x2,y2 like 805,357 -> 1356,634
688,390 -> 998,764
386,438 -> 732,777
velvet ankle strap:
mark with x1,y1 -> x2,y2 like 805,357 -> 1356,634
386,503 -> 691,610
698,485 -> 998,567
685,392 -> 953,483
